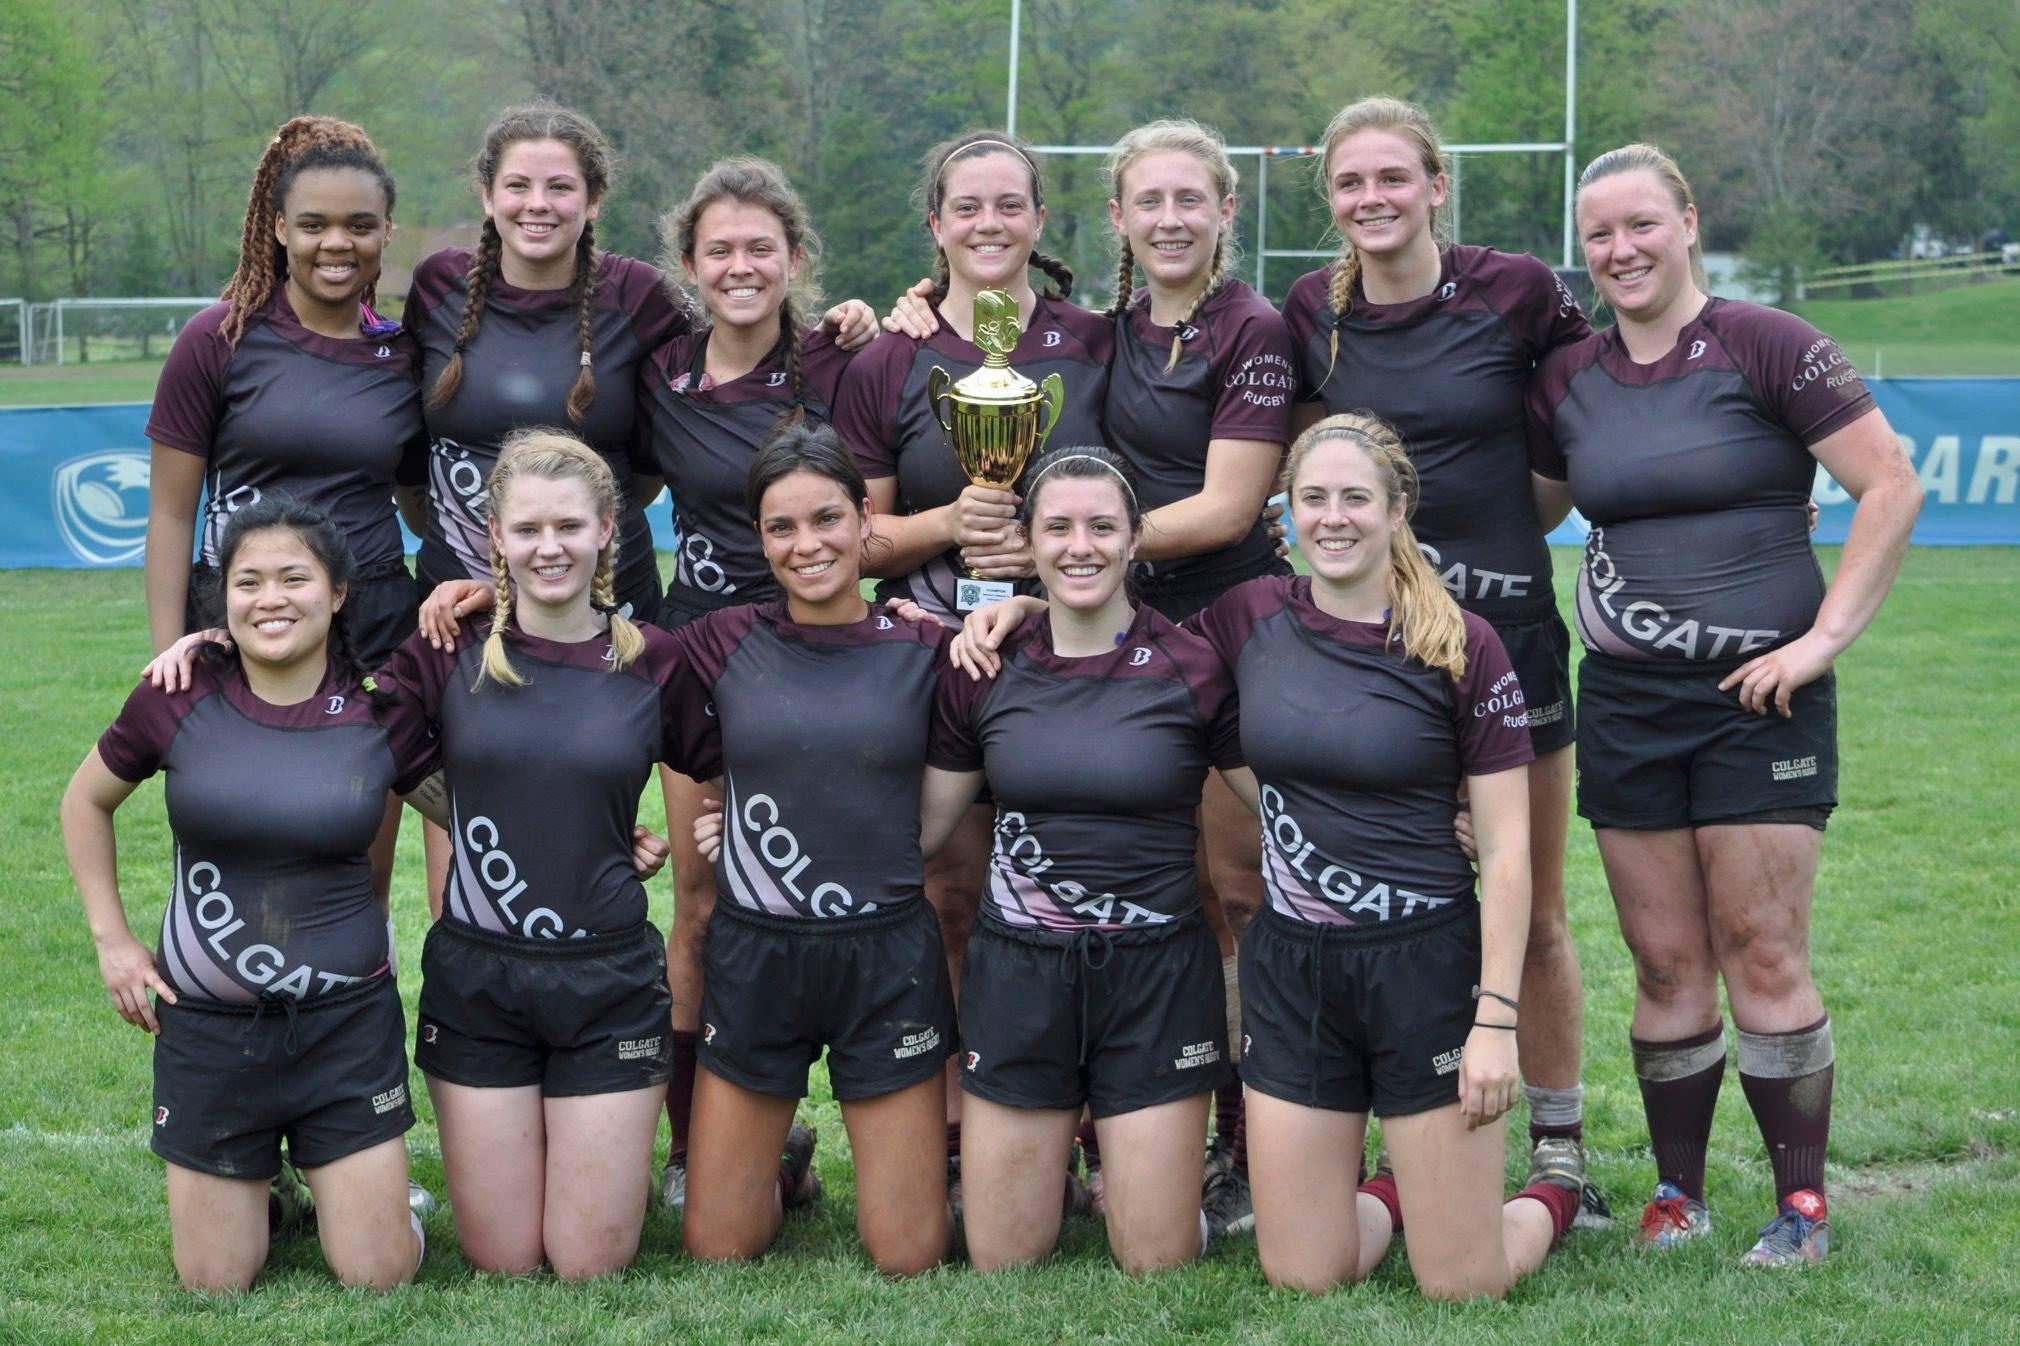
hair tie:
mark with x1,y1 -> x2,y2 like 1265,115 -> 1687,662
1027,454 -> 1138,510
580,351 -> 593,369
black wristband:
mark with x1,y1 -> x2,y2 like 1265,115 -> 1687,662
1472,1020 -> 1518,1031
1472,985 -> 1521,1013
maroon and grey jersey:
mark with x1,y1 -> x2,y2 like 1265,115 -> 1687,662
1105,280 -> 1294,593
96,661 -> 436,1004
663,603 -> 948,919
929,605 -> 1241,930
832,297 -> 1112,621
404,247 -> 692,599
1283,246 -> 1590,623
1190,576 -> 1534,926
1527,299 -> 1874,667
147,291 -> 425,571
376,619 -> 694,939
637,328 -> 855,608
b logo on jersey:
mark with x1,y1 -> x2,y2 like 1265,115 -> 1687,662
766,371 -> 787,387
1042,330 -> 1062,348
1129,646 -> 1152,666
876,615 -> 894,630
1179,324 -> 1199,342
53,451 -> 151,565
1437,281 -> 1458,302
374,344 -> 392,359
325,695 -> 346,715
154,1106 -> 170,1126
1688,339 -> 1707,360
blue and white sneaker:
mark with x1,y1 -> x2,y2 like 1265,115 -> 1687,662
1741,1189 -> 1829,1267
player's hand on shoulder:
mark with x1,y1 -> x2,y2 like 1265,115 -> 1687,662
883,277 -> 940,338
1262,496 -> 1290,560
949,596 -> 1042,681
631,826 -> 671,880
141,629 -> 228,693
693,797 -> 724,864
883,596 -> 949,630
94,930 -> 176,1033
418,579 -> 493,653
822,299 -> 881,351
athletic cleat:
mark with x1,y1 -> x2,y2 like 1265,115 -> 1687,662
267,1165 -> 316,1238
660,1155 -> 687,1211
781,1123 -> 821,1210
1202,1156 -> 1255,1237
408,1181 -> 439,1219
1084,1150 -> 1106,1217
946,1154 -> 963,1225
1741,1189 -> 1829,1267
1526,1136 -> 1614,1229
1638,1180 -> 1712,1247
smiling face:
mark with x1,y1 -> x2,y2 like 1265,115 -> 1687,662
756,469 -> 870,617
273,166 -> 389,316
1029,473 -> 1137,613
223,528 -> 344,671
1578,167 -> 1700,324
931,151 -> 1044,294
1290,436 -> 1405,594
1325,127 -> 1446,264
490,472 -> 613,618
1109,149 -> 1232,295
683,198 -> 800,336
482,137 -> 601,284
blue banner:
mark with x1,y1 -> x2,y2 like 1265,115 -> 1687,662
0,402 -> 677,568
3,381 -> 2014,567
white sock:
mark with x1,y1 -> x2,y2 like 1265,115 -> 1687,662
409,1209 -> 426,1276
1199,1207 -> 1211,1253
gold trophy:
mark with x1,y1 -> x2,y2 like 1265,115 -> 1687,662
927,289 -> 1066,611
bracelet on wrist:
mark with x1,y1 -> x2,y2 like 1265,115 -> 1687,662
1472,985 -> 1521,1014
1472,1020 -> 1519,1031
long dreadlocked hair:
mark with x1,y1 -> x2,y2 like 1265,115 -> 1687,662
914,130 -> 1073,307
428,101 -> 616,425
1313,97 -> 1448,386
664,156 -> 827,421
219,116 -> 396,350
1282,411 -> 1468,678
476,429 -> 644,689
1103,119 -> 1242,372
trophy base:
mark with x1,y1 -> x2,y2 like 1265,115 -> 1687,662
956,578 -> 1015,612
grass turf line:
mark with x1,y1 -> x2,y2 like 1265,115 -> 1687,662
1,549 -> 2015,1343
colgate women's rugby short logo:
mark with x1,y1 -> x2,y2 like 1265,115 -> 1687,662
53,451 -> 151,564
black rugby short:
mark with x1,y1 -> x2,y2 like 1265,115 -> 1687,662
1492,613 -> 1575,756
698,900 -> 956,1102
958,910 -> 1230,1119
150,974 -> 414,1180
415,919 -> 674,1097
1575,654 -> 1837,831
1239,900 -> 1479,1117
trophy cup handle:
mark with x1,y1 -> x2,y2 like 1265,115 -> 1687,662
1033,372 -> 1067,454
926,366 -> 956,439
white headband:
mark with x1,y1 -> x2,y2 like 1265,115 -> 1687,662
1027,453 -> 1138,511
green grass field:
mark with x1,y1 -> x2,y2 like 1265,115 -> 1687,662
2,275 -> 2017,409
2,549 -> 2016,1344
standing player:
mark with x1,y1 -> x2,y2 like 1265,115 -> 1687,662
379,432 -> 689,1279
65,500 -> 438,1293
142,116 -> 424,917
676,423 -> 955,1275
1281,96 -> 1602,1212
925,445 -> 1243,1274
831,130 -> 1112,1197
1529,144 -> 1920,1265
1099,116 -> 1293,1233
1191,413 -> 1580,1297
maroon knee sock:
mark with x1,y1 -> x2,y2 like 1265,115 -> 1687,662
1631,1022 -> 1727,1201
1358,1173 -> 1402,1232
945,1120 -> 961,1162
1736,1017 -> 1834,1200
667,1030 -> 698,1165
1214,1076 -> 1243,1149
1509,1180 -> 1579,1243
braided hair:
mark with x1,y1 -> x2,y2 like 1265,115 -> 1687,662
915,130 -> 1073,307
220,117 -> 394,349
1312,98 -> 1448,385
475,429 -> 645,689
1104,118 -> 1241,372
664,156 -> 827,418
202,496 -> 391,707
428,101 -> 616,423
